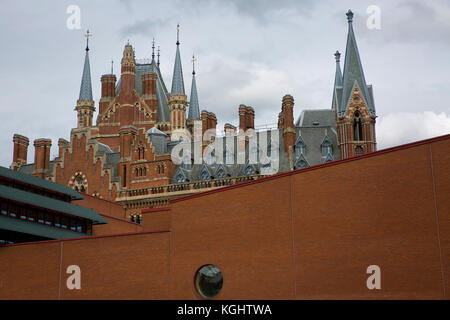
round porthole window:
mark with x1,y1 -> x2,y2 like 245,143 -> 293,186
195,265 -> 223,298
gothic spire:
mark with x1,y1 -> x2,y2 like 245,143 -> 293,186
171,24 -> 185,95
331,50 -> 342,111
157,46 -> 160,67
188,54 -> 201,120
340,9 -> 375,117
152,38 -> 155,61
78,30 -> 93,102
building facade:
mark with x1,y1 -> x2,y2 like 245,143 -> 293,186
10,10 -> 377,222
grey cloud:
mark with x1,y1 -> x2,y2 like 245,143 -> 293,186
120,18 -> 173,38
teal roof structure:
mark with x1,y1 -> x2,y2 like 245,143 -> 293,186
0,166 -> 82,200
0,184 -> 107,224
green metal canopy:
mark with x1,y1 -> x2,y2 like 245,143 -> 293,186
0,166 -> 83,200
0,184 -> 107,224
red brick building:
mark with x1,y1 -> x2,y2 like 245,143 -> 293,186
9,10 -> 378,223
0,134 -> 449,299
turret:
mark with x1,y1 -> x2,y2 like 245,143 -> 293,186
336,10 -> 377,158
75,30 -> 95,128
169,24 -> 188,133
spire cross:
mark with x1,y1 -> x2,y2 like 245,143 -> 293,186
84,29 -> 92,51
192,54 -> 196,75
176,23 -> 180,45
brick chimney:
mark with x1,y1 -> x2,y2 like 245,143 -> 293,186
224,123 -> 236,136
141,73 -> 158,118
58,138 -> 69,158
11,134 -> 29,170
246,106 -> 255,130
99,74 -> 116,115
280,94 -> 296,155
239,105 -> 255,132
33,138 -> 52,179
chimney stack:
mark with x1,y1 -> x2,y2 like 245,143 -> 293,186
11,134 -> 29,170
33,138 -> 52,179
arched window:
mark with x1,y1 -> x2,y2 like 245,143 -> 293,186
157,165 -> 161,174
353,111 -> 363,141
143,167 -> 146,176
135,168 -> 139,176
139,168 -> 142,176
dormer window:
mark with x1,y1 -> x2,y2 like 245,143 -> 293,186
321,137 -> 333,157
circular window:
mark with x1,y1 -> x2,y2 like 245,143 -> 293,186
195,265 -> 223,298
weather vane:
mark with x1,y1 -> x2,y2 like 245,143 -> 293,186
192,54 -> 196,75
84,29 -> 92,51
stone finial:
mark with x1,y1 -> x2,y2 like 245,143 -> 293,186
334,50 -> 341,63
346,9 -> 353,23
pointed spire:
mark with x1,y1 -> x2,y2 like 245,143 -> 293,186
340,9 -> 375,116
171,24 -> 185,95
152,38 -> 155,61
331,50 -> 343,110
188,54 -> 200,120
78,30 -> 93,101
157,46 -> 160,67
111,60 -> 114,74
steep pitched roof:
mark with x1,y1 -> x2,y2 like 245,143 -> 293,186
171,42 -> 185,95
78,49 -> 93,101
332,51 -> 343,111
188,71 -> 201,120
115,60 -> 171,122
339,10 -> 375,117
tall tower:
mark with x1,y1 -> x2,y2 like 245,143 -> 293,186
119,42 -> 136,96
169,24 -> 187,136
187,55 -> 202,137
75,30 -> 95,128
335,10 -> 377,158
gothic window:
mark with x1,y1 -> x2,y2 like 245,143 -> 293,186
214,164 -> 228,179
295,136 -> 306,158
139,168 -> 143,176
294,153 -> 310,170
138,148 -> 141,160
199,165 -> 212,181
160,165 -> 164,174
242,161 -> 257,176
143,167 -> 147,176
71,173 -> 88,193
321,138 -> 333,157
135,168 -> 139,176
174,168 -> 187,183
353,111 -> 363,141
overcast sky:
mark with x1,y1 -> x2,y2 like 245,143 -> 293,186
0,0 -> 449,167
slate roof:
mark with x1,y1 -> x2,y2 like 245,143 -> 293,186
188,71 -> 201,120
1,165 -> 81,200
78,49 -> 93,101
171,43 -> 185,95
339,10 -> 375,117
115,60 -> 171,123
